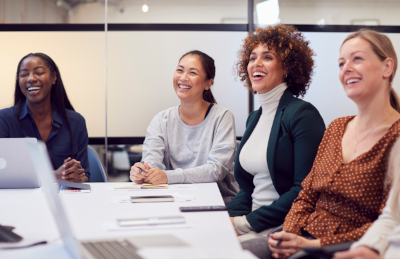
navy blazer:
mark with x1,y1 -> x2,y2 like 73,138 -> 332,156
227,89 -> 325,232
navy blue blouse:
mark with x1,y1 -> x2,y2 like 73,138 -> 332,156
0,101 -> 90,179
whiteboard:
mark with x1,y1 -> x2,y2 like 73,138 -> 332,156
254,32 -> 400,127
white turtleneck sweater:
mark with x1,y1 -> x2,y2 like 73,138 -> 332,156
234,83 -> 288,235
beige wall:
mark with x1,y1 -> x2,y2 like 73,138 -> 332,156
0,31 -> 249,137
0,32 -> 106,137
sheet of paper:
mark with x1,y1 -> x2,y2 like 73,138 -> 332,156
103,221 -> 192,231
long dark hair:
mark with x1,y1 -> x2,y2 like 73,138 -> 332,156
179,50 -> 217,103
15,53 -> 76,158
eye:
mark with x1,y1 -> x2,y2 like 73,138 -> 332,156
338,62 -> 344,68
20,73 -> 28,77
190,72 -> 197,75
265,56 -> 273,60
354,56 -> 362,61
249,57 -> 256,61
176,69 -> 183,72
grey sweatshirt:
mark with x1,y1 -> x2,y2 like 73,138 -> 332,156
142,104 -> 239,203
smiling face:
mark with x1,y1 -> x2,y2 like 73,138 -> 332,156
18,56 -> 56,106
247,44 -> 286,94
339,37 -> 392,102
173,55 -> 212,102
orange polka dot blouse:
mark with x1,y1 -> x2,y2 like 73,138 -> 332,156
283,116 -> 400,246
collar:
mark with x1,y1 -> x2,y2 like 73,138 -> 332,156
19,100 -> 63,127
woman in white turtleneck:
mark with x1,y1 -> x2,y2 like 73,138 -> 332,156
226,24 -> 326,242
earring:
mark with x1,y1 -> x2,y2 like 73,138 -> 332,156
284,74 -> 288,78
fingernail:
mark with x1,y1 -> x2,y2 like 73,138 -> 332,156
62,171 -> 65,175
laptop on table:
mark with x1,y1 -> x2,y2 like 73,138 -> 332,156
0,138 -> 40,189
26,140 -> 188,259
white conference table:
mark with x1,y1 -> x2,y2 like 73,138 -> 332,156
0,182 -> 256,259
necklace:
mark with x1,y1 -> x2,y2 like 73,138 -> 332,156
354,111 -> 394,153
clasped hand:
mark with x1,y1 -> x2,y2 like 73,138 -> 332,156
55,157 -> 86,183
130,162 -> 168,184
269,231 -> 321,259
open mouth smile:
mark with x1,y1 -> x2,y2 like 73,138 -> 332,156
252,71 -> 267,81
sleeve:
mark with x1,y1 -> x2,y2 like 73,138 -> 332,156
75,116 -> 90,180
227,189 -> 253,216
0,113 -> 10,137
351,190 -> 397,255
246,102 -> 326,233
141,114 -> 168,170
282,166 -> 320,235
165,111 -> 236,184
234,215 -> 254,234
319,192 -> 390,246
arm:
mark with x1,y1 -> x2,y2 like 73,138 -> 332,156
75,117 -> 90,181
165,111 -> 236,184
0,113 -> 10,138
246,103 -> 326,233
141,114 -> 168,170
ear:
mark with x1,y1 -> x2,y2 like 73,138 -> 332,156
382,57 -> 395,79
205,78 -> 213,91
52,74 -> 57,85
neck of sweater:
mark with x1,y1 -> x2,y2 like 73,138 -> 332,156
258,83 -> 288,108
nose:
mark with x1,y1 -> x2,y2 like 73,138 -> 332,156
254,57 -> 262,67
342,61 -> 353,73
180,72 -> 189,81
27,72 -> 37,83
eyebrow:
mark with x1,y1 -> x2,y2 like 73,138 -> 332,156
19,66 -> 46,72
338,51 -> 366,61
250,51 -> 276,56
177,65 -> 200,72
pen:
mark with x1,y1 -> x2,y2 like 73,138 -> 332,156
276,230 -> 290,247
138,161 -> 144,174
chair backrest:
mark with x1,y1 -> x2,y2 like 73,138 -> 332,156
87,145 -> 109,182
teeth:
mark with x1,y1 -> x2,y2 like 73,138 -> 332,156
253,72 -> 266,77
28,87 -> 41,91
179,85 -> 191,89
346,78 -> 361,85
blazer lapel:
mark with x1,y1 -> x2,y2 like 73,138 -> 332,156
267,89 -> 293,183
237,108 -> 262,155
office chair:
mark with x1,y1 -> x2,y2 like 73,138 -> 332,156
87,145 -> 109,182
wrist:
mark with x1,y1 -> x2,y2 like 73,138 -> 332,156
308,239 -> 321,248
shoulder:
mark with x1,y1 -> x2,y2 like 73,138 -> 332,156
210,104 -> 233,118
326,116 -> 353,132
0,106 -> 17,120
65,109 -> 86,125
285,97 -> 320,116
153,106 -> 178,121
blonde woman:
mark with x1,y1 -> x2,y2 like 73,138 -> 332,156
243,29 -> 400,259
334,138 -> 400,259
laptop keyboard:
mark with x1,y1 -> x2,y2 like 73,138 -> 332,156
82,240 -> 143,259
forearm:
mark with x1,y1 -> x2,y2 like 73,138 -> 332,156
166,163 -> 223,184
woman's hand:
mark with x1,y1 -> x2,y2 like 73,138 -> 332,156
230,217 -> 240,236
333,246 -> 382,259
268,231 -> 321,259
144,168 -> 168,184
130,162 -> 151,183
55,158 -> 87,183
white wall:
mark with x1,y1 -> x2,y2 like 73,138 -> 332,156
254,32 -> 400,127
68,0 -> 400,26
0,0 -> 67,23
69,1 -> 247,24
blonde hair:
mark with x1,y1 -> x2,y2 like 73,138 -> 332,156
342,29 -> 400,112
386,139 -> 400,222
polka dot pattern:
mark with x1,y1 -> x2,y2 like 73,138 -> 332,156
283,116 -> 400,246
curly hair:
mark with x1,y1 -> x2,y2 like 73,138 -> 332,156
235,24 -> 315,98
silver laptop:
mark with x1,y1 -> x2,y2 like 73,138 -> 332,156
0,138 -> 40,189
26,140 -> 188,259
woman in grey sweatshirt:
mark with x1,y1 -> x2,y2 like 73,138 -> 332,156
130,50 -> 239,203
